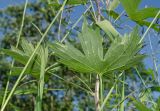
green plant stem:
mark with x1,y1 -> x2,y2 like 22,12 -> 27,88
95,0 -> 101,110
111,86 -> 146,111
50,73 -> 94,95
99,75 -> 103,111
60,5 -> 91,43
95,74 -> 100,111
95,0 -> 101,21
100,83 -> 114,111
1,0 -> 28,108
120,74 -> 125,111
135,67 -> 155,106
139,10 -> 160,43
100,72 -> 123,110
32,23 -> 43,36
114,10 -> 125,23
148,34 -> 159,85
0,1 -> 67,111
76,75 -> 93,92
89,0 -> 97,21
58,10 -> 63,41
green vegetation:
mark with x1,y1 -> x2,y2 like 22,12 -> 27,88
0,0 -> 160,111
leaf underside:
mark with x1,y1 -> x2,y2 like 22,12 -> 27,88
50,20 -> 144,75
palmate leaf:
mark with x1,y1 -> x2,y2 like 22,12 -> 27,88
103,28 -> 144,73
50,20 -> 144,75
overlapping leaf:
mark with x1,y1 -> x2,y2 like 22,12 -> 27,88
108,0 -> 120,11
1,39 -> 59,78
96,20 -> 121,41
50,21 -> 144,75
120,0 -> 160,31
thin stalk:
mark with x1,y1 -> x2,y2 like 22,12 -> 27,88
50,5 -> 92,56
100,72 -> 123,110
1,0 -> 28,107
75,75 -> 93,92
99,75 -> 103,111
95,74 -> 100,111
114,10 -> 125,23
148,34 -> 159,84
111,89 -> 137,111
32,23 -> 43,36
0,1 -> 67,110
95,0 -> 101,21
106,0 -> 110,8
120,74 -> 125,111
115,75 -> 119,111
50,73 -> 94,95
60,5 -> 91,43
84,4 -> 96,22
135,67 -> 155,107
95,1 -> 101,110
45,62 -> 59,72
89,0 -> 97,20
116,86 -> 119,111
100,84 -> 114,111
58,10 -> 63,41
111,83 -> 155,111
18,80 -> 37,88
139,10 -> 160,43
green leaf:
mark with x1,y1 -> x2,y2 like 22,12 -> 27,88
103,27 -> 142,73
108,0 -> 120,11
96,20 -> 121,41
149,86 -> 160,92
137,20 -> 160,32
50,20 -> 144,75
132,99 -> 152,111
134,8 -> 160,20
35,46 -> 48,111
142,68 -> 155,80
67,0 -> 87,5
10,67 -> 39,76
1,39 -> 56,79
120,0 -> 160,31
119,0 -> 141,17
14,88 -> 37,95
21,39 -> 35,56
1,49 -> 28,65
106,10 -> 120,19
